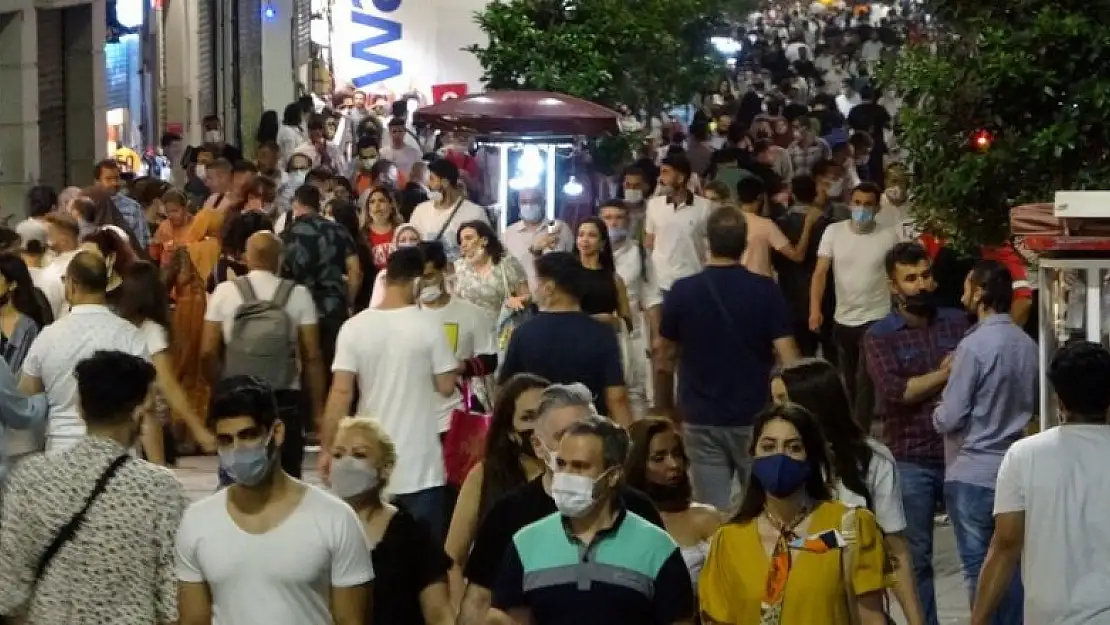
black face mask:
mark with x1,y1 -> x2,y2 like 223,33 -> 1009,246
642,476 -> 693,513
901,290 -> 936,317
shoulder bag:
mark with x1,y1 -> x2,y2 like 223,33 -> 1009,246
433,197 -> 466,243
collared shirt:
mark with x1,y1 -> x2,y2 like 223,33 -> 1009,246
863,307 -> 970,466
613,242 -> 661,320
502,219 -> 575,292
645,192 -> 711,291
280,212 -> 357,319
787,138 -> 831,177
933,314 -> 1037,488
0,436 -> 188,624
491,508 -> 694,625
0,360 -> 47,483
21,304 -> 150,451
113,194 -> 150,249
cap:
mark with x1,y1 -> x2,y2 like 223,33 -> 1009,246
15,219 -> 48,250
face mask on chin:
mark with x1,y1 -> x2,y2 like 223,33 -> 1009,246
642,476 -> 693,512
900,290 -> 937,317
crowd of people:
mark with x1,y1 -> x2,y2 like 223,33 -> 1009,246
0,3 -> 1102,625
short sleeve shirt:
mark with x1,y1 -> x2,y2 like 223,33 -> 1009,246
280,213 -> 356,319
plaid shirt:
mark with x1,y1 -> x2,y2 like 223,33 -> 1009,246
863,307 -> 970,467
787,138 -> 830,178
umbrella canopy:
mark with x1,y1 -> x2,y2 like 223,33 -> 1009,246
413,91 -> 619,138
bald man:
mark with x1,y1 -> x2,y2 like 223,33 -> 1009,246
201,235 -> 325,480
19,250 -> 150,452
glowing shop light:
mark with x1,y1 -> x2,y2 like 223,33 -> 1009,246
263,2 -> 277,20
711,37 -> 742,55
562,176 -> 584,197
116,0 -> 145,28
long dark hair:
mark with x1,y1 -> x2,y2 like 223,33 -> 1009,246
733,403 -> 834,524
81,227 -> 139,279
116,261 -> 172,336
574,217 -> 615,273
477,373 -> 551,520
256,110 -> 279,144
457,220 -> 507,264
0,254 -> 49,328
624,417 -> 688,491
777,358 -> 875,509
282,102 -> 303,127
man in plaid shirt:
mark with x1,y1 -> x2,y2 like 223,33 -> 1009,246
863,241 -> 970,625
786,114 -> 831,177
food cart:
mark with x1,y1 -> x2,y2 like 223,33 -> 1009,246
1013,191 -> 1110,429
413,91 -> 620,232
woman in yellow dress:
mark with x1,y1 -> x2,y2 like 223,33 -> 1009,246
699,403 -> 891,625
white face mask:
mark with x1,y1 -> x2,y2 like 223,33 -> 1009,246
624,189 -> 643,204
195,164 -> 207,180
361,157 -> 378,170
204,130 -> 223,143
428,190 -> 443,203
551,471 -> 606,518
329,456 -> 380,498
419,284 -> 443,303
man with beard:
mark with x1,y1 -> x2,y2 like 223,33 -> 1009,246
862,241 -> 970,625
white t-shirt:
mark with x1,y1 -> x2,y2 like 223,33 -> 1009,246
420,297 -> 496,433
37,250 -> 79,320
409,198 -> 490,261
205,270 -> 318,390
380,144 -> 423,177
817,222 -> 899,326
332,306 -> 458,494
29,265 -> 66,321
877,196 -> 915,240
175,485 -> 374,625
139,319 -> 170,356
645,194 -> 711,291
835,439 -> 907,534
994,425 -> 1110,625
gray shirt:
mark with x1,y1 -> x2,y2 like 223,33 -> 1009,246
933,313 -> 1037,489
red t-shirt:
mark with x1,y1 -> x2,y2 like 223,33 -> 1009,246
369,229 -> 395,269
918,234 -> 1032,299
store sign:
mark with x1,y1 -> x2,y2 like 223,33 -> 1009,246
349,0 -> 403,88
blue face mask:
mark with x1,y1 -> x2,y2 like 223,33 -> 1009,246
850,205 -> 874,225
751,453 -> 811,498
519,202 -> 544,223
289,170 -> 308,186
218,433 -> 276,487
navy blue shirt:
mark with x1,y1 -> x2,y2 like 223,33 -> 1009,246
660,265 -> 792,427
499,311 -> 624,416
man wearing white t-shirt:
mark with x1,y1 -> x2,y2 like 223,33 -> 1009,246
19,252 -> 149,452
809,183 -> 899,427
176,376 -> 372,625
416,241 -> 497,435
644,153 -> 710,298
323,245 -> 460,542
409,158 -> 489,262
973,342 -> 1110,625
201,231 -> 326,480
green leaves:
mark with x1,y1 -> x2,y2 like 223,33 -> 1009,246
890,0 -> 1110,248
467,0 -> 729,120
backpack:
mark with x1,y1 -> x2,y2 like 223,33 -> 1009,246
222,277 -> 298,389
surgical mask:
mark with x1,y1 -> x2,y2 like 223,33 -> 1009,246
886,186 -> 906,202
329,456 -> 380,498
827,179 -> 843,197
624,189 -> 643,204
551,471 -> 605,518
361,157 -> 378,170
204,130 -> 223,143
289,169 -> 308,185
751,453 -> 811,498
656,184 -> 673,196
419,284 -> 443,303
519,202 -> 544,223
428,190 -> 443,203
608,226 -> 629,246
850,205 -> 875,225
195,164 -> 207,180
218,433 -> 275,487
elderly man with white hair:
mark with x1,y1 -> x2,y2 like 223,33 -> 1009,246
456,383 -> 664,625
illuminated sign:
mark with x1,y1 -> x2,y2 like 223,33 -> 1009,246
349,0 -> 403,88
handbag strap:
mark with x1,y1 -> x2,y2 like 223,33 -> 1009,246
34,454 -> 131,582
704,272 -> 737,337
433,197 -> 466,242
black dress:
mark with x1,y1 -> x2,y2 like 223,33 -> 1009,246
578,266 -> 619,316
370,509 -> 452,625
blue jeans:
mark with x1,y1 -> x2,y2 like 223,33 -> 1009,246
898,461 -> 945,625
394,485 -> 448,544
946,481 -> 1023,625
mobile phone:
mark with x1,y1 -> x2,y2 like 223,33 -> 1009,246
546,221 -> 558,235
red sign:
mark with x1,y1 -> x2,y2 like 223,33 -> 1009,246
167,122 -> 184,136
432,83 -> 468,103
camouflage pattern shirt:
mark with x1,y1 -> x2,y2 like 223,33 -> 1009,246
281,213 -> 356,319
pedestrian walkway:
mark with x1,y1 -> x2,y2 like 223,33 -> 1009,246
171,456 -> 971,625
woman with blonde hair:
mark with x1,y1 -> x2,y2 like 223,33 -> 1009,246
330,416 -> 454,625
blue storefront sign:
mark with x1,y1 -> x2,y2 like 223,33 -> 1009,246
349,0 -> 403,88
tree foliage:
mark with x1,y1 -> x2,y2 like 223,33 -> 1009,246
889,0 -> 1110,247
467,0 -> 746,118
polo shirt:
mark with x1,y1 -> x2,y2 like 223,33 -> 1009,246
491,509 -> 694,625
645,192 -> 710,291
464,476 -> 664,589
